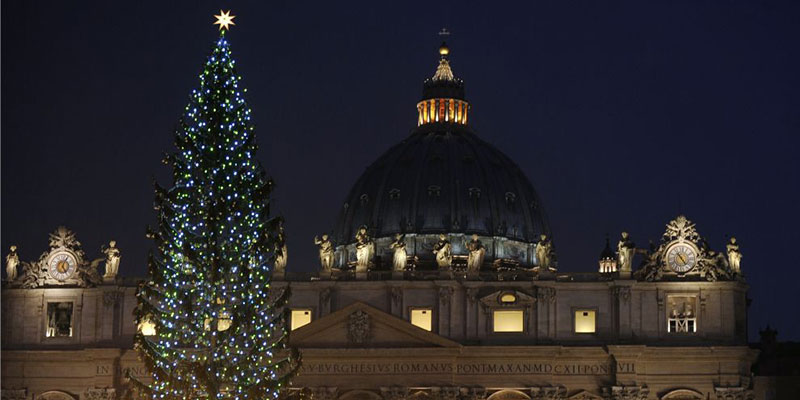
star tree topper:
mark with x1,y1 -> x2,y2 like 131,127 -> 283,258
214,10 -> 236,31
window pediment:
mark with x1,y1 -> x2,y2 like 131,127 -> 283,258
479,289 -> 535,308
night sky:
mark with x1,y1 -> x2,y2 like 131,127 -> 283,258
3,1 -> 799,341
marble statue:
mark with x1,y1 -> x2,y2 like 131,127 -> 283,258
314,234 -> 334,273
535,234 -> 553,269
617,232 -> 636,273
102,241 -> 121,279
389,234 -> 407,272
432,234 -> 452,268
726,237 -> 742,273
354,226 -> 374,271
274,224 -> 288,275
6,245 -> 19,281
465,234 -> 485,275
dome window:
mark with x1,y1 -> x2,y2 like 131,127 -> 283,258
359,194 -> 369,205
428,185 -> 441,197
469,187 -> 481,199
505,192 -> 516,204
389,188 -> 401,200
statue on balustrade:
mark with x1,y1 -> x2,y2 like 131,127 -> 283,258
6,245 -> 19,281
389,234 -> 407,272
726,237 -> 742,273
314,234 -> 335,273
535,234 -> 553,269
102,241 -> 121,280
432,234 -> 452,268
465,234 -> 485,275
274,223 -> 288,275
617,232 -> 636,273
354,225 -> 374,272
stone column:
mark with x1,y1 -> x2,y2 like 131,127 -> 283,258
612,286 -> 632,340
437,286 -> 454,337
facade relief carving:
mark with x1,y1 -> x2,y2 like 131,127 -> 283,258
529,386 -> 567,400
308,387 -> 339,400
347,310 -> 371,344
612,287 -> 631,303
713,386 -> 754,400
635,215 -> 737,283
380,386 -> 409,400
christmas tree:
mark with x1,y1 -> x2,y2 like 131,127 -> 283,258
132,11 -> 298,399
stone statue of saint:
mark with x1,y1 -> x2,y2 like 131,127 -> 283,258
617,232 -> 636,273
389,234 -> 407,272
102,241 -> 121,279
432,234 -> 452,269
465,234 -> 485,275
726,237 -> 742,273
535,234 -> 553,269
354,226 -> 374,272
314,234 -> 335,273
6,245 -> 19,281
274,223 -> 288,275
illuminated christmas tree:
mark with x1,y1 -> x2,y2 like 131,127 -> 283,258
132,11 -> 298,399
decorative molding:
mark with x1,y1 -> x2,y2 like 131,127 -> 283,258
347,310 -> 371,344
601,386 -> 649,400
566,390 -> 603,400
390,287 -> 403,307
83,388 -> 116,400
430,387 -> 460,400
438,286 -> 454,306
102,291 -> 122,307
1,388 -> 27,400
529,386 -> 567,400
381,386 -> 409,400
461,387 -> 487,400
613,287 -> 631,303
537,287 -> 556,304
309,387 -> 338,400
713,386 -> 754,400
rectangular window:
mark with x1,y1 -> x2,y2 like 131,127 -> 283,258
410,308 -> 432,331
574,310 -> 596,333
46,302 -> 73,338
667,295 -> 698,333
493,310 -> 524,332
290,309 -> 312,331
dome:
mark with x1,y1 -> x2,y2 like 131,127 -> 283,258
329,42 -> 551,272
332,126 -> 550,244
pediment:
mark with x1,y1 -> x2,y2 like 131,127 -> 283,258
290,302 -> 461,348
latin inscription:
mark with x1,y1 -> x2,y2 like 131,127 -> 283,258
95,365 -> 149,377
299,362 -> 634,376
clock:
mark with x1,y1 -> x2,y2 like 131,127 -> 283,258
48,251 -> 77,281
665,242 -> 697,274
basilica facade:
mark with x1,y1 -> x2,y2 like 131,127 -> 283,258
2,44 -> 763,400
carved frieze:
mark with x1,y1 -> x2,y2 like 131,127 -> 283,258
601,386 -> 649,400
612,287 -> 631,303
529,386 -> 567,400
460,387 -> 487,400
713,386 -> 754,400
308,387 -> 338,400
83,388 -> 115,400
438,287 -> 454,306
381,386 -> 409,400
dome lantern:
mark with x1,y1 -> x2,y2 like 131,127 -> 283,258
417,42 -> 469,127
599,235 -> 618,273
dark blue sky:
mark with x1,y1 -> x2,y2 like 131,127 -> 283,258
3,1 -> 799,340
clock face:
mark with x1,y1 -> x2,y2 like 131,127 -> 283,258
48,252 -> 77,281
666,243 -> 697,273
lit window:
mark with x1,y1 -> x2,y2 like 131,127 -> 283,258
46,302 -> 74,338
574,310 -> 596,333
291,309 -> 312,331
493,310 -> 524,332
410,308 -> 432,331
139,317 -> 156,336
218,310 -> 232,332
499,293 -> 516,303
667,296 -> 697,333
